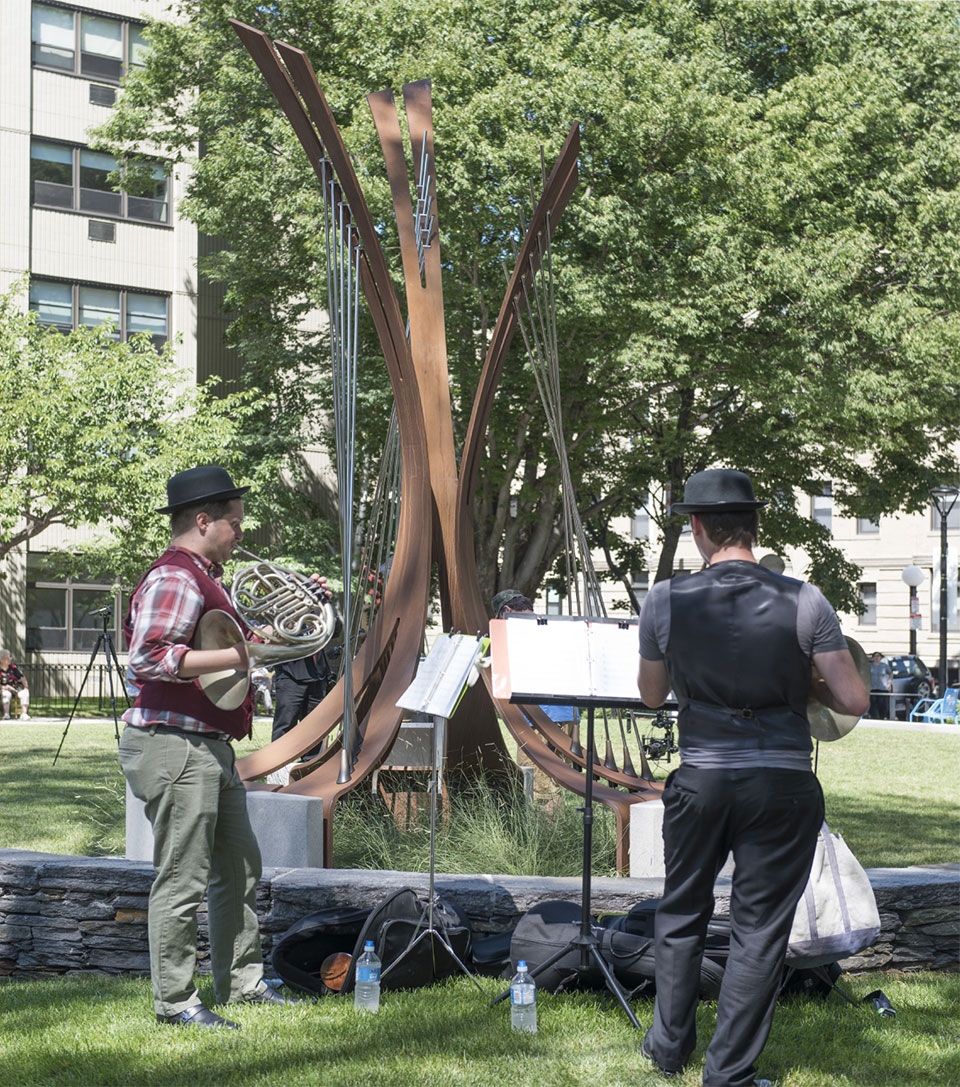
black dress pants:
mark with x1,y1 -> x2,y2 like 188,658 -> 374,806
271,675 -> 326,748
643,764 -> 824,1087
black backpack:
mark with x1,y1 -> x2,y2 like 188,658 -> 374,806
271,904 -> 370,995
272,888 -> 473,995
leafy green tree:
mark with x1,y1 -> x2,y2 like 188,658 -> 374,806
0,281 -> 263,585
95,0 -> 960,613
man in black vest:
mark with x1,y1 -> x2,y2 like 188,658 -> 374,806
637,469 -> 868,1087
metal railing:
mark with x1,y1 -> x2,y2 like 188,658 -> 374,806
19,662 -> 131,717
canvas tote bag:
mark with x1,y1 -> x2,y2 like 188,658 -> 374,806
786,820 -> 881,968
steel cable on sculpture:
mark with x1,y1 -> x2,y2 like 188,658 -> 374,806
509,179 -> 650,782
353,408 -> 401,655
322,156 -> 362,782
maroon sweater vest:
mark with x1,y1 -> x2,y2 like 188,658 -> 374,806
125,548 -> 253,739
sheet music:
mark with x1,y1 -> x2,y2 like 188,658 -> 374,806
585,622 -> 644,702
396,633 -> 486,718
490,616 -> 642,706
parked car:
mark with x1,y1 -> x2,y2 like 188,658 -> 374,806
886,655 -> 935,719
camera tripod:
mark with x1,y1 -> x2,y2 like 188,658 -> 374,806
53,608 -> 129,765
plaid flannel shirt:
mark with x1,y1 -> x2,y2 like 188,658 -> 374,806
122,546 -> 231,736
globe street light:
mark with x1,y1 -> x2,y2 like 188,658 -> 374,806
929,485 -> 959,696
901,564 -> 925,657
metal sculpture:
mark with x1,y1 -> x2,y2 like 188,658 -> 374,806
229,21 -> 663,869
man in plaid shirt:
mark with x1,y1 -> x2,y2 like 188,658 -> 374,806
120,465 -> 296,1029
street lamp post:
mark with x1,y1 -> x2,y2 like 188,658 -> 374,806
901,565 -> 925,657
929,486 -> 959,696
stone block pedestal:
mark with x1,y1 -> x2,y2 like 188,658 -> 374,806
126,784 -> 324,869
629,798 -> 734,879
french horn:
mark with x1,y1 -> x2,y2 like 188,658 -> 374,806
807,635 -> 870,742
195,547 -> 339,711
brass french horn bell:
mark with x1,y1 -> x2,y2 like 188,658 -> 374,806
807,635 -> 870,742
194,548 -> 339,711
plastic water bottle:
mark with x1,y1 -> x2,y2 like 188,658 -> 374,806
354,940 -> 381,1012
510,959 -> 537,1033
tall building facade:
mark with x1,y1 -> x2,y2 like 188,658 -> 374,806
0,0 -> 236,665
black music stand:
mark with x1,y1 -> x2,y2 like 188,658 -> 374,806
53,607 -> 129,765
488,615 -> 645,1028
389,633 -> 488,991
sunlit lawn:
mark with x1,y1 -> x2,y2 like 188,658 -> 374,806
0,970 -> 958,1087
2,719 -> 956,871
1,720 -> 957,1087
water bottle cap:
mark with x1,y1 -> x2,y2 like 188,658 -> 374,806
364,940 -> 374,950
517,960 -> 527,970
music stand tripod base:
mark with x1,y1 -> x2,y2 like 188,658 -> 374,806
489,704 -> 641,1028
379,711 -> 485,994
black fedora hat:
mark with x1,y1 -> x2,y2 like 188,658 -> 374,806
671,469 -> 767,514
157,465 -> 250,514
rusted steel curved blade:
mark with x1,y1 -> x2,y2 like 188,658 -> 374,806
230,22 -> 435,863
449,126 -> 663,870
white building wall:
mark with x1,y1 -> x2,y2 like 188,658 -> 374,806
0,0 -> 33,294
606,495 -> 958,675
1,0 -> 200,664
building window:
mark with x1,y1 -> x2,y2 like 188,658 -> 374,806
80,13 -> 123,80
930,501 -> 960,531
31,140 -> 169,223
25,555 -> 124,653
857,516 -> 880,535
630,508 -> 649,541
31,3 -> 74,71
859,582 -> 877,626
32,3 -> 149,83
545,588 -> 563,615
812,482 -> 833,533
30,278 -> 169,348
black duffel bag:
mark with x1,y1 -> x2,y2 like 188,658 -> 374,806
272,888 -> 473,996
509,899 -> 728,999
508,900 -> 658,997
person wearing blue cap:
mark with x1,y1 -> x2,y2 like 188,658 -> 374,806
637,469 -> 868,1087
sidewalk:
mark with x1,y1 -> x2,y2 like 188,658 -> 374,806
5,713 -> 955,734
857,716 -> 958,735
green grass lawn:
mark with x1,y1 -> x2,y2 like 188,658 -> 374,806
1,720 -> 957,1086
1,970 -> 958,1087
2,719 -> 957,871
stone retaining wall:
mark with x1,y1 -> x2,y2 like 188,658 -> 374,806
1,849 -> 956,979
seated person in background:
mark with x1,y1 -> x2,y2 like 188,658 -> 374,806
490,588 -> 580,728
0,649 -> 29,720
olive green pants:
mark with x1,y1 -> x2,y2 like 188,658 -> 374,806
118,725 -> 265,1016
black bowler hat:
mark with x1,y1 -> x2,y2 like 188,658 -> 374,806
671,469 -> 767,514
156,466 -> 250,513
